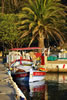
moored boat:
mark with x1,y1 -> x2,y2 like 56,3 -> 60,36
8,47 -> 46,82
15,68 -> 46,82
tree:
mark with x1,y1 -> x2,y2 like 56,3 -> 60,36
0,0 -> 28,14
0,14 -> 19,49
18,0 -> 66,48
2,0 -> 5,13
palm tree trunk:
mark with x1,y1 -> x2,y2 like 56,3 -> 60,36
14,0 -> 18,7
38,37 -> 44,48
38,31 -> 44,48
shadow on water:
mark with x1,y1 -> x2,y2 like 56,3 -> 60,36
13,73 -> 67,100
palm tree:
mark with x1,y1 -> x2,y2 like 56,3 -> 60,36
18,0 -> 66,48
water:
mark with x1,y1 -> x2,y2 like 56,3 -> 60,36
45,73 -> 67,100
14,73 -> 67,100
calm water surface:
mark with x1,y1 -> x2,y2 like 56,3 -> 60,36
15,73 -> 67,100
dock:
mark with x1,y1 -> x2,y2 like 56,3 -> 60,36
0,62 -> 16,100
0,57 -> 26,100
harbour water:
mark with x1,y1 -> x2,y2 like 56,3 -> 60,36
14,73 -> 67,100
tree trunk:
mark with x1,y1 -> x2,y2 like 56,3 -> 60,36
2,0 -> 5,13
38,30 -> 45,48
38,37 -> 44,48
14,0 -> 18,7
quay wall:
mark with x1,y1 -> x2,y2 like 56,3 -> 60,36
8,71 -> 27,100
46,60 -> 67,72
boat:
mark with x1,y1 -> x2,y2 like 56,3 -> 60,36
14,68 -> 46,82
8,47 -> 46,82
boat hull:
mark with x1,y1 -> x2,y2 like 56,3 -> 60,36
14,69 -> 46,82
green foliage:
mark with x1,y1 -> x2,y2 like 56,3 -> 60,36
0,0 -> 28,13
0,14 -> 19,48
0,0 -> 66,49
18,0 -> 66,47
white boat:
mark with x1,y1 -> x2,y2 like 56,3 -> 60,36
14,68 -> 46,82
9,47 -> 46,82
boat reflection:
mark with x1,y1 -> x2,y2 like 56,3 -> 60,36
46,73 -> 67,83
16,80 -> 46,100
14,73 -> 67,100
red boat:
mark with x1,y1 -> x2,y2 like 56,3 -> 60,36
8,47 -> 46,82
14,68 -> 46,82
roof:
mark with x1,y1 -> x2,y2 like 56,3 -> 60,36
10,47 -> 42,51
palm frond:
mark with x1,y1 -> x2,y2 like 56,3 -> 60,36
29,22 -> 36,30
20,30 -> 30,38
18,25 -> 28,30
21,19 -> 31,25
44,0 -> 47,7
22,7 -> 35,15
18,0 -> 66,47
28,33 -> 38,47
52,30 -> 64,44
47,28 -> 58,44
32,25 -> 39,35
